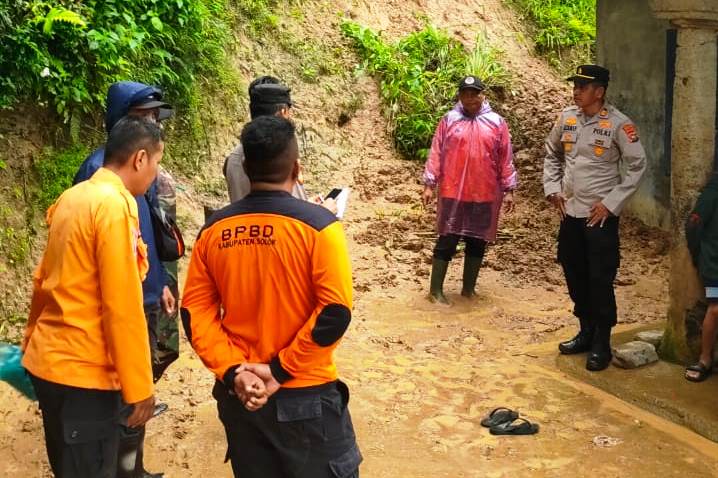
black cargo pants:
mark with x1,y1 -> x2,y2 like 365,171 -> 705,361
116,302 -> 161,478
213,380 -> 362,478
30,374 -> 121,478
558,215 -> 620,329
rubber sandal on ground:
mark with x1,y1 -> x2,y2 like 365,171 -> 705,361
480,407 -> 519,428
685,362 -> 712,382
489,417 -> 539,436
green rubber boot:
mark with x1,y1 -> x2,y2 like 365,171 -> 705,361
429,258 -> 451,305
461,255 -> 483,297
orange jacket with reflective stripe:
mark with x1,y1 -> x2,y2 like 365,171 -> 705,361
181,190 -> 353,388
22,168 -> 153,404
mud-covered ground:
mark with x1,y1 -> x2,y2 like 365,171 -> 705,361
1,0 -> 716,476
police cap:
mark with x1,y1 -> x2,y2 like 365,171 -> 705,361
566,64 -> 610,85
250,83 -> 292,107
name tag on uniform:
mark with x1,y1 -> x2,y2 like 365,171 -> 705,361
589,124 -> 613,151
561,132 -> 577,143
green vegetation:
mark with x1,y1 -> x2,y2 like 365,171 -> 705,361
34,145 -> 89,211
0,1 -> 238,120
0,0 -> 249,186
506,0 -> 596,67
0,203 -> 32,268
0,226 -> 31,267
341,21 -> 510,160
0,1 -> 249,214
236,0 -> 282,36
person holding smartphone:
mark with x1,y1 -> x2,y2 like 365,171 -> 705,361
223,76 -> 337,214
23,118 -> 161,478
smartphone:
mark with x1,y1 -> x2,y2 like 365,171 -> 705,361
153,403 -> 169,418
119,402 -> 168,427
325,188 -> 342,200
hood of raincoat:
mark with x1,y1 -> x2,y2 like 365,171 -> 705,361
104,81 -> 167,132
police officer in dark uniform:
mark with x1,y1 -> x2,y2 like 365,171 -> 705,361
543,65 -> 647,371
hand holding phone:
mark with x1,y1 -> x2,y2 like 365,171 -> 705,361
153,402 -> 169,418
325,188 -> 342,200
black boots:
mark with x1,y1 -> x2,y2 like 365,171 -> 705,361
558,333 -> 593,355
429,259 -> 450,304
559,318 -> 613,371
118,425 -> 164,478
586,325 -> 613,371
558,317 -> 594,355
461,255 -> 482,298
430,256 -> 483,303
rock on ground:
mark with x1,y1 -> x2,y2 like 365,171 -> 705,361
612,341 -> 660,369
635,330 -> 664,347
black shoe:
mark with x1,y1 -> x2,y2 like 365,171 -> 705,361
586,351 -> 612,371
141,471 -> 164,478
558,333 -> 593,355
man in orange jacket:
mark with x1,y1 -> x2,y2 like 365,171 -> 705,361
23,117 -> 163,478
182,116 -> 361,477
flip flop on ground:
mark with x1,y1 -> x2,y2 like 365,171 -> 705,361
480,407 -> 519,428
489,418 -> 539,436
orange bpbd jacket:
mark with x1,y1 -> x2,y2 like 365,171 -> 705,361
181,190 -> 353,388
22,168 -> 153,404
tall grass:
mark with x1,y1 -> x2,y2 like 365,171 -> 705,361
341,21 -> 510,161
506,0 -> 595,68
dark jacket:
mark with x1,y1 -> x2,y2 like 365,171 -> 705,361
686,173 -> 718,285
73,82 -> 168,307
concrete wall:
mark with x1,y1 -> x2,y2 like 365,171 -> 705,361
597,0 -> 672,229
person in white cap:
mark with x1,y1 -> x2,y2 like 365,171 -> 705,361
422,75 -> 518,304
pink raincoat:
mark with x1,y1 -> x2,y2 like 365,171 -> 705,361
423,102 -> 517,242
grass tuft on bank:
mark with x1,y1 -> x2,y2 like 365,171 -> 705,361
341,21 -> 510,161
505,0 -> 596,70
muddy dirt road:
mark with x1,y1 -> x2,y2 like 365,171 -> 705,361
1,0 -> 716,476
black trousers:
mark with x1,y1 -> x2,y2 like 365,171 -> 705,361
558,215 -> 620,329
115,302 -> 163,477
433,234 -> 487,262
30,374 -> 121,478
213,380 -> 362,478
117,407 -> 146,478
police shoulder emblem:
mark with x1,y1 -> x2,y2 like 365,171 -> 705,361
622,124 -> 639,143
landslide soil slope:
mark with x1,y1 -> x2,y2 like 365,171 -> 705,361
1,1 -> 714,477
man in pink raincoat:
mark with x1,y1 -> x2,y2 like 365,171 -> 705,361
422,75 -> 518,304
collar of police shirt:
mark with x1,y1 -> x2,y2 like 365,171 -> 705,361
574,102 -> 614,125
